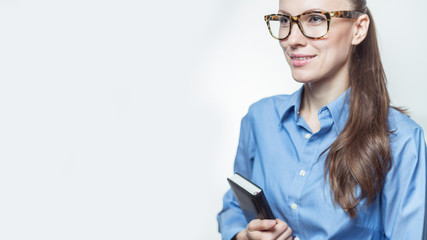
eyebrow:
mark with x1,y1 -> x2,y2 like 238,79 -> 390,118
278,8 -> 325,15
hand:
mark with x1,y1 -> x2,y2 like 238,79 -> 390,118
235,219 -> 293,240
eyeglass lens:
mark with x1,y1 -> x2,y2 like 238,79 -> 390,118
269,13 -> 328,39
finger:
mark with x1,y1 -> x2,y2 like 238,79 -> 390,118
247,219 -> 277,232
247,219 -> 289,240
276,224 -> 293,240
272,219 -> 292,240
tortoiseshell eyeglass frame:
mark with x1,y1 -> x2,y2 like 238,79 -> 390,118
264,10 -> 364,40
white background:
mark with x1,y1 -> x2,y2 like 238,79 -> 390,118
0,0 -> 426,239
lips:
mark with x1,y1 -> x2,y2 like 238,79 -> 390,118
290,54 -> 316,67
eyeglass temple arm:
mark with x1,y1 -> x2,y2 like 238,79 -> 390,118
330,11 -> 364,19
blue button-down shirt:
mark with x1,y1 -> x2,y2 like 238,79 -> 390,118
218,87 -> 427,240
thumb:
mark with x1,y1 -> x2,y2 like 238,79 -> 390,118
248,219 -> 277,231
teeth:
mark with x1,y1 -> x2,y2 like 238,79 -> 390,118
293,57 -> 312,60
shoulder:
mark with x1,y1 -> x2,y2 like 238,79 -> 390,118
388,107 -> 425,154
388,108 -> 424,138
245,94 -> 293,119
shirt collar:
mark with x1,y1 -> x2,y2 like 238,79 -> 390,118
326,88 -> 351,134
278,86 -> 351,134
277,86 -> 304,123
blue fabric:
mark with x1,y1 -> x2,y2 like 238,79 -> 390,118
217,87 -> 427,240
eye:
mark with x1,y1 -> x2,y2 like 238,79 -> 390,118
307,14 -> 326,23
279,16 -> 290,25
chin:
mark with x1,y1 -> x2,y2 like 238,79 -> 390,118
291,71 -> 317,84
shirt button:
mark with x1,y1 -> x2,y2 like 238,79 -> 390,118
294,237 -> 301,240
304,133 -> 311,139
299,170 -> 306,176
290,203 -> 298,210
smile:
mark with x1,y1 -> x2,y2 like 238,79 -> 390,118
290,54 -> 316,67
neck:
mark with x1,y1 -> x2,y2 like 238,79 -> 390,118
300,62 -> 350,114
302,81 -> 348,113
298,68 -> 349,133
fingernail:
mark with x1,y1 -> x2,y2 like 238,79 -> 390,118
268,219 -> 276,225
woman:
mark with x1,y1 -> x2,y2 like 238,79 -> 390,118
217,0 -> 427,239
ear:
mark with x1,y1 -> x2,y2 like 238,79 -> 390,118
351,14 -> 370,45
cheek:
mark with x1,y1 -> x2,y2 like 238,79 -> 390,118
279,40 -> 286,50
279,41 -> 291,61
320,30 -> 353,62
327,25 -> 354,52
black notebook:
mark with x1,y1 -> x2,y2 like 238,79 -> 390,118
227,173 -> 275,222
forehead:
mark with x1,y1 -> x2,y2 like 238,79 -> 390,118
279,0 -> 352,14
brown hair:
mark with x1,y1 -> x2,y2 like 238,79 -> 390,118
325,0 -> 393,218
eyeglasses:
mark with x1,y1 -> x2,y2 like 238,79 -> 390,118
264,10 -> 364,40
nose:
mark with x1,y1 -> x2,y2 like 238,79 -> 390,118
286,22 -> 307,47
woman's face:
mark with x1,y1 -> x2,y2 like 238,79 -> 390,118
279,0 -> 356,85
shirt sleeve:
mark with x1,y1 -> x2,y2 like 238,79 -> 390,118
217,113 -> 256,240
382,127 -> 427,239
